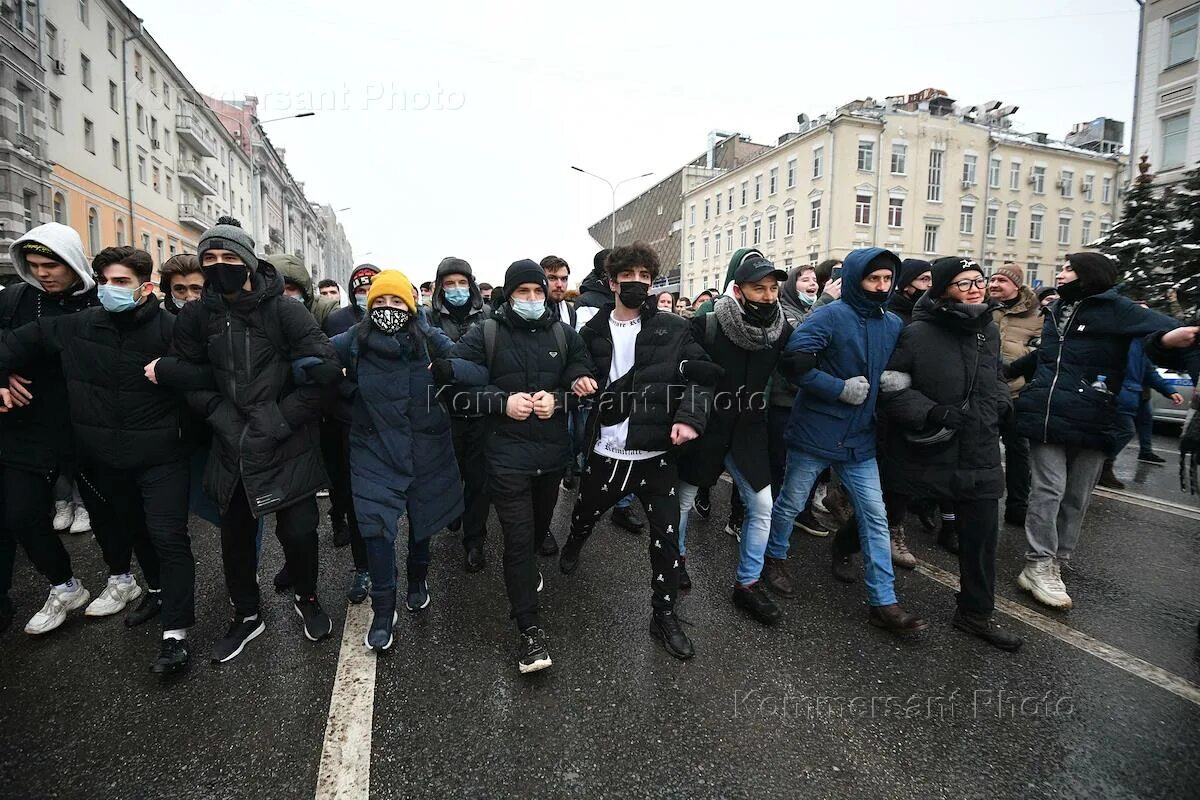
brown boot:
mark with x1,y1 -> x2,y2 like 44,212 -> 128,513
868,603 -> 928,633
889,524 -> 917,569
761,557 -> 797,598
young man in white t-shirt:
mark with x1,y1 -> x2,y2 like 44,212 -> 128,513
557,242 -> 716,660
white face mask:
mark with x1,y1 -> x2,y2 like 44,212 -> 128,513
171,295 -> 188,310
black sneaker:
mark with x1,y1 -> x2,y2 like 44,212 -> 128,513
1003,508 -> 1026,526
1137,451 -> 1167,465
294,596 -> 333,641
517,626 -> 552,674
612,505 -> 645,534
124,589 -> 162,628
678,556 -> 692,591
539,532 -> 560,556
448,516 -> 462,532
365,609 -> 398,652
794,508 -> 830,537
405,581 -> 430,612
346,570 -> 371,604
273,565 -> 292,593
650,610 -> 694,660
151,637 -> 190,674
0,595 -> 13,634
952,609 -> 1023,651
693,487 -> 711,520
732,582 -> 781,625
211,616 -> 266,664
464,545 -> 486,573
331,517 -> 351,548
559,535 -> 585,575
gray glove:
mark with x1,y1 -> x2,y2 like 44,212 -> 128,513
879,370 -> 912,392
838,376 -> 870,406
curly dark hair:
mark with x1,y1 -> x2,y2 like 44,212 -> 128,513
604,241 -> 660,282
92,246 -> 154,283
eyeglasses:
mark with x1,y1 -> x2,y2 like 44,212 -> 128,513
950,277 -> 988,291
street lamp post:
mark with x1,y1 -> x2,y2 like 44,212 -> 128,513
570,166 -> 654,248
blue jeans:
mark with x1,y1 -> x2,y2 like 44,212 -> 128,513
767,449 -> 896,606
678,456 -> 774,585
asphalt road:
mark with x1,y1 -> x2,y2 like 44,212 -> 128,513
1,433 -> 1197,800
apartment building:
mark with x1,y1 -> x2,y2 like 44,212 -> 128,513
1132,1 -> 1200,187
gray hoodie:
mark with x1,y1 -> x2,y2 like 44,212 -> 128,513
9,222 -> 95,296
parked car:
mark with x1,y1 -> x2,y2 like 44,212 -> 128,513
1151,368 -> 1195,425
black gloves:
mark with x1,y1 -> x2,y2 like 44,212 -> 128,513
777,351 -> 818,381
679,360 -> 724,385
927,404 -> 966,430
430,359 -> 455,386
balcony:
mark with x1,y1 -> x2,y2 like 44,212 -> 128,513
178,203 -> 212,232
176,159 -> 217,196
175,113 -> 217,158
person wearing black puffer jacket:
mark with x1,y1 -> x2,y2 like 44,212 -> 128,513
557,242 -> 715,661
450,259 -> 594,675
573,249 -> 614,330
154,217 -> 342,664
1007,252 -> 1200,611
880,257 -> 1022,652
887,259 -> 932,326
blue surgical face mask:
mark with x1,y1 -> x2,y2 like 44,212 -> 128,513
511,299 -> 545,321
444,287 -> 470,307
98,284 -> 140,313
355,294 -> 369,311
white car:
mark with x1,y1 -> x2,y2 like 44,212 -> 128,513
1151,368 -> 1195,424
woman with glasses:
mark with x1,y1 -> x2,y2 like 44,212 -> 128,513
878,256 -> 1023,652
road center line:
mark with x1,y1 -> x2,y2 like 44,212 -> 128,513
314,602 -> 376,800
914,561 -> 1200,707
1091,486 -> 1200,521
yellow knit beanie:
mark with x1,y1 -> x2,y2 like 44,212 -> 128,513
366,270 -> 416,312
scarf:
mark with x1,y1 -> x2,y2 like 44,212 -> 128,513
713,294 -> 784,351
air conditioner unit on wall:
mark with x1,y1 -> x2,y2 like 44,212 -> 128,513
151,139 -> 160,150
52,59 -> 66,75
961,180 -> 971,190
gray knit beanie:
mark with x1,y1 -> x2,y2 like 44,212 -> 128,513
197,216 -> 257,269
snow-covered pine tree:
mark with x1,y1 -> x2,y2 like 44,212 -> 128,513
1161,159 -> 1200,318
1091,155 -> 1175,305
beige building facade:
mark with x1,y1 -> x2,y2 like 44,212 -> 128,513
1131,0 -> 1200,187
681,103 -> 1124,296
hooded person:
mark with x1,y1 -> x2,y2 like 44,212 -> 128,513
324,264 -> 381,338
888,259 -> 933,326
1006,251 -> 1199,611
573,249 -> 614,330
264,253 -> 338,329
427,256 -> 493,572
693,248 -> 764,318
0,223 -> 98,638
154,216 -> 344,663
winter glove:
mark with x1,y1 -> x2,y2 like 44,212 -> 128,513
838,376 -> 871,406
927,404 -> 966,430
878,370 -> 912,393
679,360 -> 724,385
291,357 -> 342,386
430,358 -> 455,386
777,351 -> 818,381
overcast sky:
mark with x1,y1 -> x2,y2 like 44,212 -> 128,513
133,0 -> 1140,287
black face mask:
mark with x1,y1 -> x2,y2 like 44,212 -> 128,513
741,298 -> 780,327
903,287 -> 925,303
617,281 -> 650,310
863,289 -> 890,305
203,264 -> 249,295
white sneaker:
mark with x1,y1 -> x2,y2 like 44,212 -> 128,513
85,575 -> 143,617
316,489 -> 330,498
1016,559 -> 1072,609
52,500 -> 74,532
25,581 -> 91,634
69,505 -> 91,534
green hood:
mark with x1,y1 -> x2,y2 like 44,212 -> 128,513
263,252 -> 337,325
694,247 -> 764,317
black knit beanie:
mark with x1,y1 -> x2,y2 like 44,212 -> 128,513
504,259 -> 548,297
1066,252 -> 1118,293
929,256 -> 983,298
897,258 -> 932,291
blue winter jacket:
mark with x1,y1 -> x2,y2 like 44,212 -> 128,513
784,247 -> 903,462
331,309 -> 487,543
1117,338 -> 1173,416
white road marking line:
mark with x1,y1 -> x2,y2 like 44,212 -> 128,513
1091,486 -> 1200,520
314,602 -> 376,800
914,560 -> 1200,707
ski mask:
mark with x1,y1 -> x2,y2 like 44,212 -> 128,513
371,306 -> 411,334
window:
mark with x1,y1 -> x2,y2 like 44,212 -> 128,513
107,21 -> 117,55
44,93 -> 62,133
887,197 -> 903,227
137,154 -> 147,184
136,104 -> 145,132
714,193 -> 720,217
1006,209 -> 1018,239
769,167 -> 778,195
46,22 -> 58,59
1081,218 -> 1093,245
923,224 -> 939,254
1083,174 -> 1094,202
22,192 -> 35,231
1058,216 -> 1071,245
754,174 -> 762,201
134,51 -> 142,79
1026,263 -> 1039,286
163,85 -> 170,107
752,218 -> 762,244
785,207 -> 795,235
989,156 -> 1001,188
741,180 -> 748,206
812,146 -> 823,179
87,208 -> 100,254
854,193 -> 872,225
714,231 -> 721,254
960,204 -> 975,235
1161,113 -> 1189,169
962,154 -> 977,185
985,206 -> 998,237
83,118 -> 95,153
810,199 -> 821,229
688,241 -> 695,262
53,193 -> 66,224
1168,8 -> 1199,67
108,80 -> 119,112
79,0 -> 89,25
1030,211 -> 1044,241
726,227 -> 733,252
15,89 -> 29,136
786,158 -> 796,188
1060,169 -> 1074,198
703,198 -> 710,221
857,140 -> 875,172
688,204 -> 695,225
141,232 -> 150,252
1100,219 -> 1112,237
115,217 -> 125,246
156,239 -> 165,265
153,164 -> 161,193
739,224 -> 748,247
1010,161 -> 1021,190
702,237 -> 709,258
727,188 -> 733,212
768,214 -> 777,240
1031,166 -> 1046,194
80,54 -> 92,90
927,149 -> 943,202
891,143 -> 907,174
111,137 -> 121,168
149,68 -> 158,92
1102,176 -> 1112,204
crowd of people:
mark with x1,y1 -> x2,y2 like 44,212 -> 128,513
0,215 -> 1197,677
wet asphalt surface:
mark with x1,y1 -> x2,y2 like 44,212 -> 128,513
0,433 -> 1197,800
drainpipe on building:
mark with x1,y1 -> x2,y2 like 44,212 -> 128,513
981,138 -> 994,268
824,118 -> 836,258
121,19 -> 143,246
1129,0 -> 1146,187
873,118 -> 886,248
